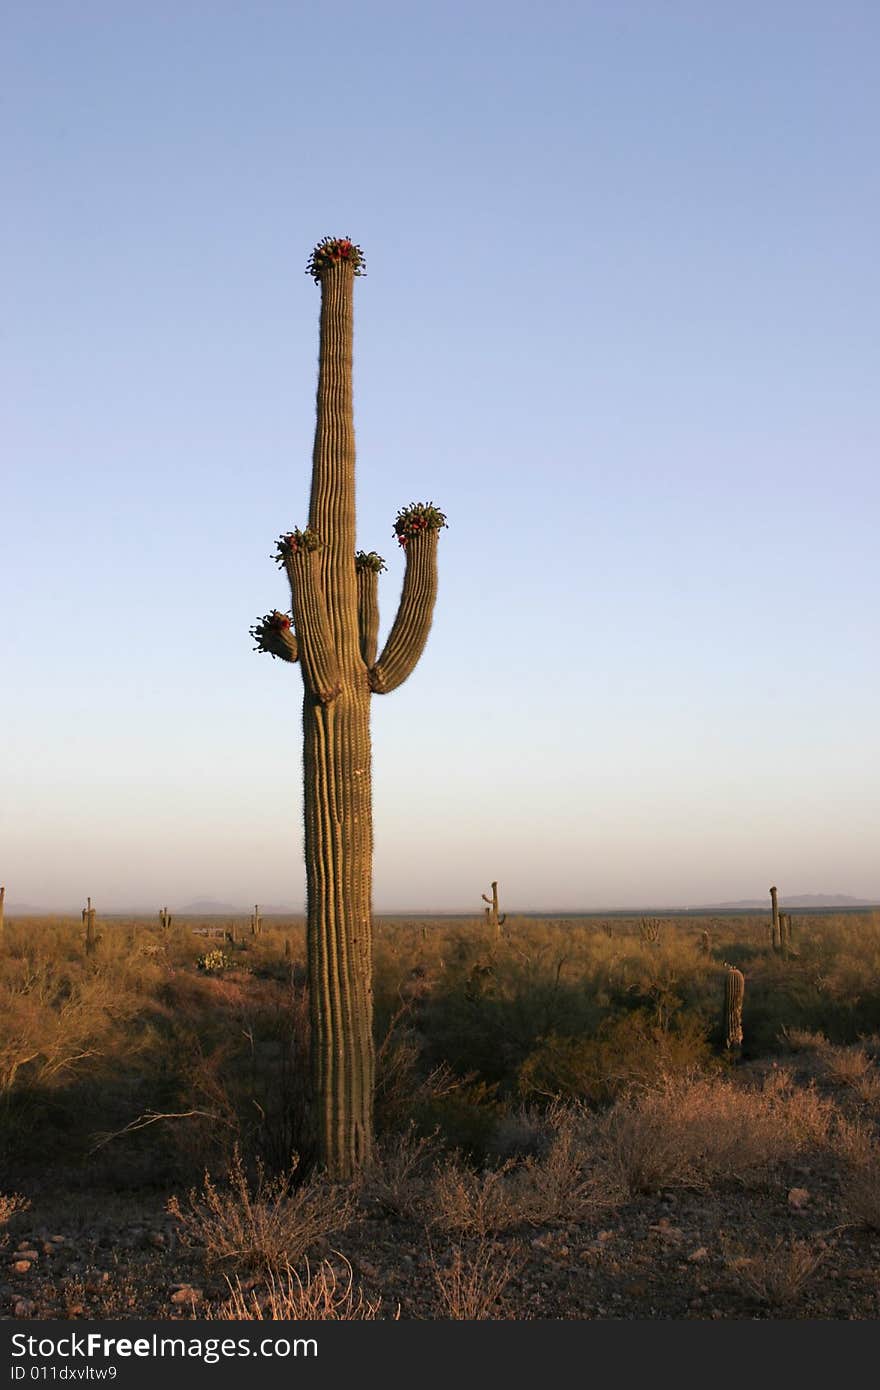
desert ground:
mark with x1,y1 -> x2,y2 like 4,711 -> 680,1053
2,909 -> 879,1320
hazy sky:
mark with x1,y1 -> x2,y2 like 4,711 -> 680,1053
3,2 -> 878,911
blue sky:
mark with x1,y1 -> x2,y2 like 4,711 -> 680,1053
3,1 -> 878,910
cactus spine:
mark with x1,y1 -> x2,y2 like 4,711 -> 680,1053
723,965 -> 745,1053
252,238 -> 444,1176
481,881 -> 506,936
250,903 -> 263,937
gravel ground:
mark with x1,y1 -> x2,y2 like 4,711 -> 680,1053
3,1166 -> 878,1321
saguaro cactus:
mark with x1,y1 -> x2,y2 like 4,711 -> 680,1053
723,965 -> 745,1053
82,897 -> 97,954
159,906 -> 172,931
250,904 -> 263,937
481,881 -> 506,935
251,237 -> 445,1176
770,885 -> 781,950
0,884 -> 5,933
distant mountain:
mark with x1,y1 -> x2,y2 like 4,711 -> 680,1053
179,899 -> 302,915
704,893 -> 876,910
179,898 -> 243,915
3,900 -> 304,916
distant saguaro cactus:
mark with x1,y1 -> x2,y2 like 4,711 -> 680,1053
770,885 -> 781,951
159,906 -> 172,931
0,884 -> 5,933
250,904 -> 263,938
699,928 -> 711,955
723,965 -> 745,1053
250,237 -> 445,1176
481,881 -> 506,935
82,897 -> 97,954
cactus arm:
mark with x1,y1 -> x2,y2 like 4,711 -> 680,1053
250,611 -> 300,663
369,525 -> 441,695
355,553 -> 384,668
282,543 -> 341,703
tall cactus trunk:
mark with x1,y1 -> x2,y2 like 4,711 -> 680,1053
304,691 -> 374,1174
304,257 -> 374,1176
0,885 -> 5,934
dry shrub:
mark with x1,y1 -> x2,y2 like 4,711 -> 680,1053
0,1192 -> 30,1226
211,1257 -> 387,1320
365,1124 -> 442,1220
518,1012 -> 711,1105
778,1027 -> 828,1053
817,1043 -> 877,1090
509,1104 -> 623,1224
490,1106 -> 546,1161
167,1148 -> 355,1272
0,1191 -> 30,1246
835,1119 -> 880,1229
591,1070 -> 834,1196
430,1105 -> 619,1233
374,1028 -> 422,1131
430,1240 -> 521,1319
431,1157 -> 520,1237
727,1237 -> 823,1308
0,960 -> 143,1093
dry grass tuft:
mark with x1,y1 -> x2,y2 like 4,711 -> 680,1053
211,1257 -> 388,1320
727,1237 -> 824,1308
167,1147 -> 354,1272
430,1239 -> 521,1319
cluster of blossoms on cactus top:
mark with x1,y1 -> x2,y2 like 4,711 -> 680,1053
355,550 -> 387,573
275,527 -> 322,564
393,502 -> 448,548
306,237 -> 366,283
